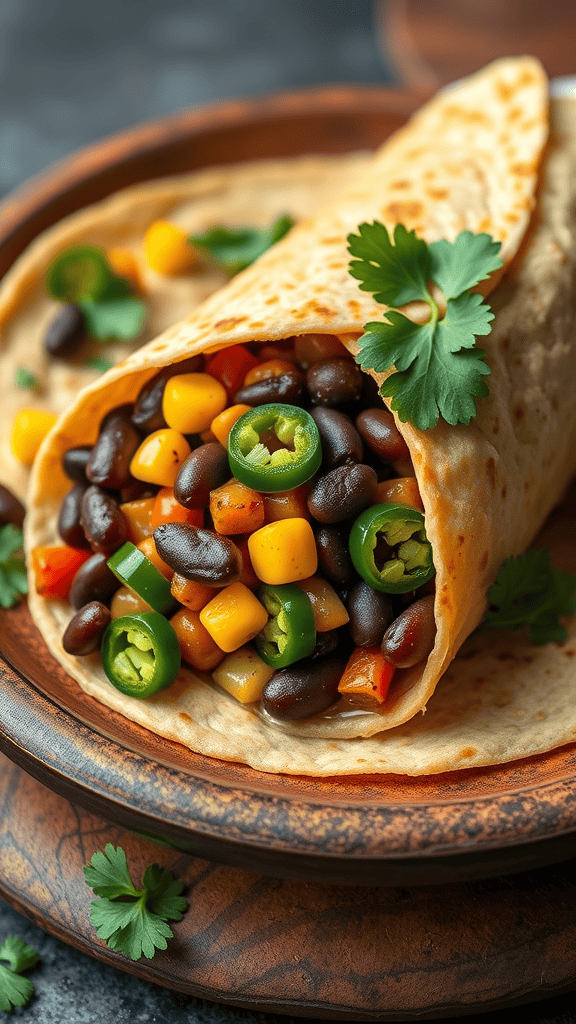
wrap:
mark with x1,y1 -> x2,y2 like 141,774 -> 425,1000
27,58 -> 576,776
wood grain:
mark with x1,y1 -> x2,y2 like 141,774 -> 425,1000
1,752 -> 575,1020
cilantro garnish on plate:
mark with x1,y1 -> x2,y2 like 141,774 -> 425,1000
347,223 -> 503,429
189,214 -> 295,276
0,936 -> 39,1012
0,524 -> 28,609
484,549 -> 576,645
46,246 -> 147,343
84,844 -> 187,961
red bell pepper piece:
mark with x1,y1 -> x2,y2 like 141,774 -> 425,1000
205,345 -> 259,397
338,647 -> 395,704
31,545 -> 91,600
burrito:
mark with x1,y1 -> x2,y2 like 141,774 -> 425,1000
0,152 -> 368,502
26,57 -> 576,776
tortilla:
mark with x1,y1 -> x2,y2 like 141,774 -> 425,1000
28,57 -> 576,777
0,152 -> 369,501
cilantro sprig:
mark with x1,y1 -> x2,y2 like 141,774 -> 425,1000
0,524 -> 27,609
189,214 -> 295,276
15,367 -> 41,392
46,246 -> 147,343
0,936 -> 39,1012
347,223 -> 503,430
484,549 -> 576,645
84,844 -> 186,961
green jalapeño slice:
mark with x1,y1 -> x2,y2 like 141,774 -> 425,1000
227,403 -> 321,492
46,246 -> 116,303
107,542 -> 175,615
101,612 -> 181,697
256,583 -> 316,668
349,503 -> 435,594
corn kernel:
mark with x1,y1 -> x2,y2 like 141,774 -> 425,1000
144,221 -> 198,275
199,582 -> 268,652
295,576 -> 349,631
376,477 -> 424,511
170,574 -> 213,611
130,429 -> 190,487
119,497 -> 155,543
107,247 -> 143,292
248,518 -> 317,584
212,646 -> 274,703
210,404 -> 252,446
163,373 -> 227,434
10,408 -> 57,466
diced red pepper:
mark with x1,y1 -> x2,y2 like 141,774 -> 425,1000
151,488 -> 204,530
205,345 -> 259,397
32,545 -> 91,601
338,647 -> 395,704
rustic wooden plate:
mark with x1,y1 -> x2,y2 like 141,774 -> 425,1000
2,86 -> 576,888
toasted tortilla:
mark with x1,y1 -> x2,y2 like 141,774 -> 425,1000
28,57 -> 576,776
0,152 -> 369,501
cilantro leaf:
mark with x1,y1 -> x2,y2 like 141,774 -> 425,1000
0,937 -> 39,1012
347,222 -> 504,430
484,549 -> 576,645
428,231 -> 502,299
0,524 -> 28,609
84,844 -> 186,961
15,367 -> 41,392
348,222 -> 431,306
79,297 -> 147,342
189,214 -> 295,276
84,355 -> 114,373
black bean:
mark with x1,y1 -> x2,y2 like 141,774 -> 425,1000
307,463 -> 377,523
62,601 -> 111,655
310,407 -> 362,469
131,356 -> 203,433
69,552 -> 120,610
356,408 -> 410,463
309,630 -> 340,661
381,595 -> 436,668
58,483 -> 90,548
261,659 -> 344,720
306,358 -> 363,406
44,303 -> 86,357
62,445 -> 93,483
154,523 -> 241,586
80,486 -> 128,553
233,370 -> 304,407
0,484 -> 25,528
119,481 -> 159,503
315,525 -> 356,587
174,443 -> 229,510
86,405 -> 141,490
348,581 -> 394,647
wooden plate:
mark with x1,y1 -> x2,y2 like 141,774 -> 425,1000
2,86 -> 576,887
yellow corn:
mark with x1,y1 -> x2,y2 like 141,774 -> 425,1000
295,576 -> 349,631
106,247 -> 143,292
144,221 -> 198,275
10,408 -> 57,466
199,582 -> 268,653
130,429 -> 190,487
248,518 -> 317,584
163,373 -> 227,434
212,646 -> 274,703
210,403 -> 252,446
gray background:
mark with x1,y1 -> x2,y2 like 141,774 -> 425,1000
1,0 -> 576,1020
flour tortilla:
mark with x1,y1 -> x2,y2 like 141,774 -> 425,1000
29,57 -> 576,777
0,152 -> 369,501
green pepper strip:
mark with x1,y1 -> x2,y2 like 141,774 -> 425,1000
256,584 -> 316,668
107,542 -> 175,615
228,403 -> 321,492
349,503 -> 435,594
101,612 -> 181,697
